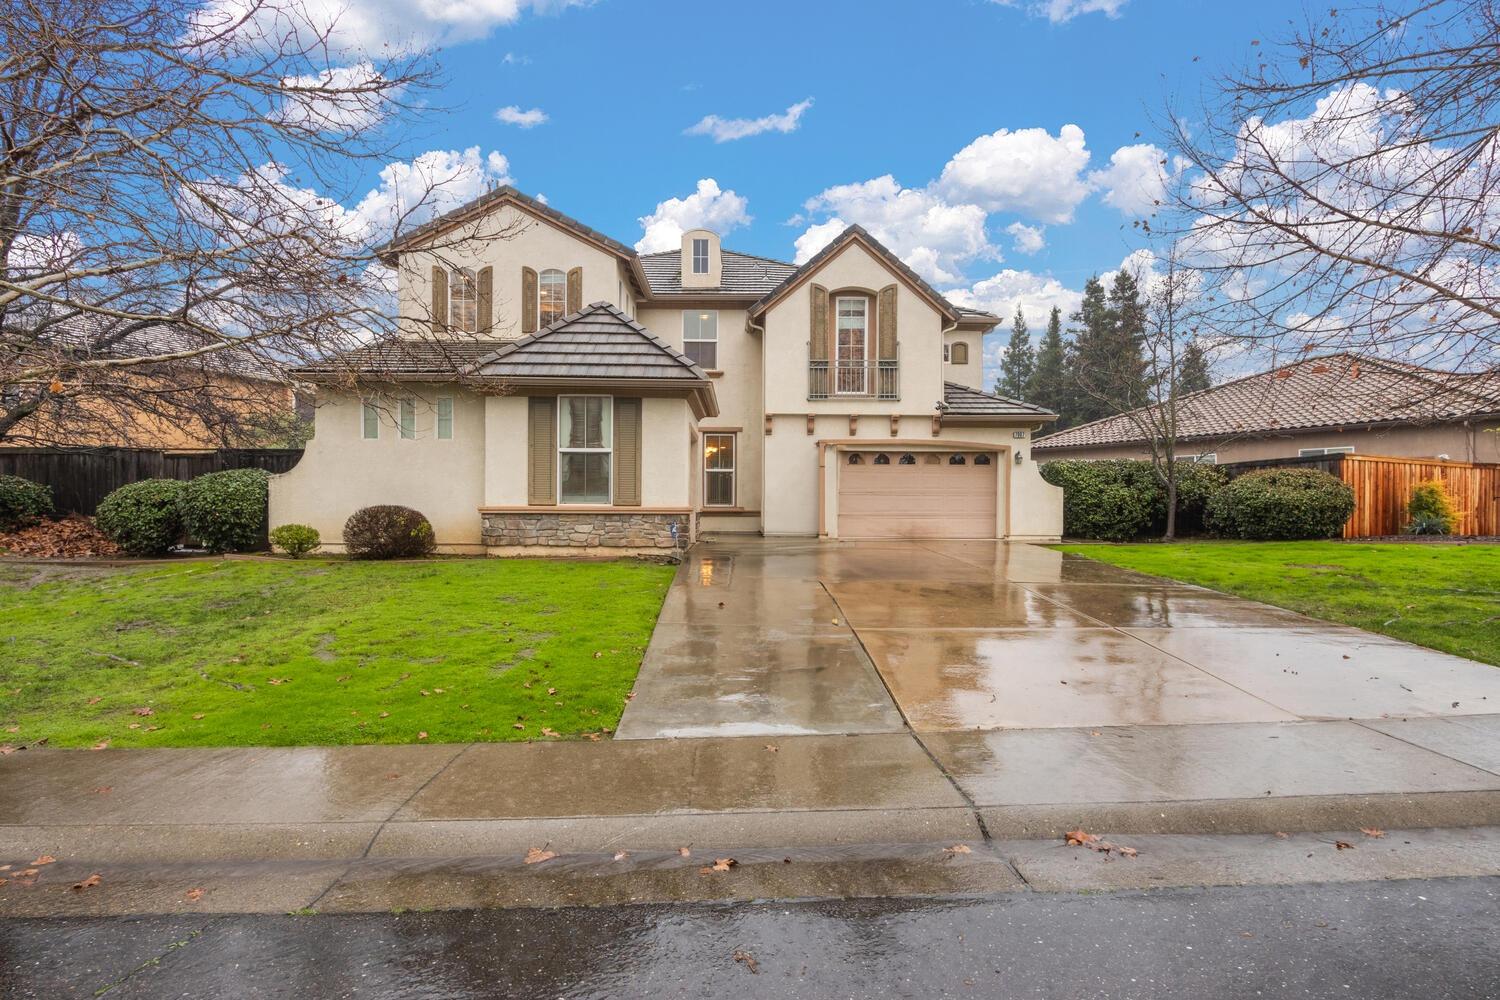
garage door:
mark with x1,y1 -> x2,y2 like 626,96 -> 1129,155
837,451 -> 998,539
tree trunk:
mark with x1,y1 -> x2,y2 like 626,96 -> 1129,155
1164,476 -> 1178,540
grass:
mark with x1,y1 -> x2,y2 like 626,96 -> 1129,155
0,557 -> 675,748
1056,541 -> 1500,666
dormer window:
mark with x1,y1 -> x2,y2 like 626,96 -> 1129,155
539,268 -> 567,327
449,268 -> 477,334
691,238 -> 710,274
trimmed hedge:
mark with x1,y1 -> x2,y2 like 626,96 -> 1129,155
95,479 -> 187,555
0,474 -> 53,533
269,523 -> 321,558
181,468 -> 270,553
342,505 -> 435,560
1205,467 -> 1355,540
1039,459 -> 1228,540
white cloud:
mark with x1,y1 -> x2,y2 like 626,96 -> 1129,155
494,105 -> 548,128
353,147 -> 514,238
1005,222 -> 1046,254
685,98 -> 813,143
793,175 -> 995,284
1089,143 -> 1171,217
277,61 -> 394,132
945,269 -> 1084,331
990,0 -> 1129,22
635,179 -> 752,253
936,125 -> 1092,224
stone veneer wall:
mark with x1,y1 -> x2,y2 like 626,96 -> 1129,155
481,511 -> 691,550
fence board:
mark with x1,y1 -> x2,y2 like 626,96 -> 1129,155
0,447 -> 303,515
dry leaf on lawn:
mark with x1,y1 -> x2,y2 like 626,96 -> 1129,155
132,707 -> 153,717
417,731 -> 428,740
524,847 -> 556,865
71,873 -> 102,892
547,687 -> 556,695
91,740 -> 110,751
192,713 -> 205,720
0,746 -> 14,756
540,727 -> 560,738
512,722 -> 525,730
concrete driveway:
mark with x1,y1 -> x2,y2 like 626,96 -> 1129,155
616,537 -> 1500,739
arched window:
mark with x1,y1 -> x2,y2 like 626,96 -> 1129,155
949,453 -> 967,465
874,453 -> 891,465
847,453 -> 863,465
899,453 -> 916,465
950,342 -> 970,365
449,268 -> 477,333
539,268 -> 567,327
974,454 -> 992,466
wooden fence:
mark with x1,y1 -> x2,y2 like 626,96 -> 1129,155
1222,453 -> 1500,538
0,447 -> 304,515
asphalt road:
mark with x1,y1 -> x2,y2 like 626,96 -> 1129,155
3,877 -> 1497,999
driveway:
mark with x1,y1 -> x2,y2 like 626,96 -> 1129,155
616,538 -> 1500,739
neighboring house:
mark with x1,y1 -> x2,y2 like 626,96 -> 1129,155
271,186 -> 1063,553
1034,353 -> 1500,465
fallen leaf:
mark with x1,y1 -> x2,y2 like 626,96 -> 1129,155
613,850 -> 629,861
1118,846 -> 1139,858
524,847 -> 556,865
678,846 -> 692,858
131,707 -> 154,717
764,744 -> 779,753
185,888 -> 204,902
379,711 -> 390,718
127,723 -> 140,730
71,873 -> 102,892
732,949 -> 759,974
31,856 -> 56,866
417,731 -> 428,740
93,786 -> 112,795
0,864 -> 11,871
592,651 -> 603,659
420,690 -> 430,697
1274,831 -> 1290,839
192,713 -> 205,720
512,722 -> 525,730
1065,829 -> 1098,847
0,746 -> 14,756
587,733 -> 601,742
5,726 -> 17,733
944,844 -> 972,854
1335,840 -> 1354,851
709,858 -> 738,872
266,678 -> 288,686
17,868 -> 38,877
540,727 -> 560,738
87,696 -> 102,705
1361,828 -> 1386,839
91,740 -> 110,751
434,688 -> 445,695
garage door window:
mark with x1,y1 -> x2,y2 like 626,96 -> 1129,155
704,433 -> 736,507
899,454 -> 916,465
949,454 -> 966,465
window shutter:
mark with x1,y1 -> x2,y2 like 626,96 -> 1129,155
566,267 -> 583,314
877,284 -> 898,361
809,284 -> 829,360
527,395 -> 556,505
521,267 -> 538,334
952,342 -> 969,365
477,266 -> 493,333
613,397 -> 642,506
430,266 -> 448,333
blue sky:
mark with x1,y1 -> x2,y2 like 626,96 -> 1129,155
314,0 -> 1313,378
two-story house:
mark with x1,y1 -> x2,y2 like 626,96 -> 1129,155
270,186 -> 1063,552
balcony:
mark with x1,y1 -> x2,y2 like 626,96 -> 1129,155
808,344 -> 900,401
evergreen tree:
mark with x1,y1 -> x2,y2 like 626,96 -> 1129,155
1065,275 -> 1112,424
1177,340 -> 1212,394
1026,306 -> 1069,424
997,307 -> 1035,399
1105,269 -> 1150,409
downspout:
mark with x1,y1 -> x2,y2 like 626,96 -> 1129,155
746,314 -> 768,537
937,316 -> 959,435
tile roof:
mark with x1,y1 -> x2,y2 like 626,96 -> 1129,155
943,381 -> 1057,418
17,313 -> 285,383
638,249 -> 798,297
1034,353 -> 1500,450
467,302 -> 709,382
376,186 -> 638,265
293,339 -> 501,379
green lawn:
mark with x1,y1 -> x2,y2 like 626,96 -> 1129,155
0,557 -> 675,748
1056,541 -> 1500,666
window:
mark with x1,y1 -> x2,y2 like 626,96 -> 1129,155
704,433 -> 736,507
899,453 -> 916,465
539,268 -> 567,327
847,453 -> 864,465
874,453 -> 891,465
683,311 -> 719,369
436,397 -> 454,440
948,453 -> 966,465
835,296 -> 869,394
399,398 -> 416,440
559,396 -> 611,504
449,268 -> 477,333
951,342 -> 970,365
942,343 -> 950,362
974,453 -> 992,465
1298,446 -> 1354,457
691,238 -> 710,274
1185,452 -> 1217,464
361,400 -> 379,440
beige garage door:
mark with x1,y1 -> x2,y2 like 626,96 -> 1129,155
837,452 -> 998,539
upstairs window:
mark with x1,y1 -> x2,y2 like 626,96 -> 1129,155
835,296 -> 870,394
539,268 -> 567,327
449,268 -> 477,333
692,238 -> 710,274
683,311 -> 719,369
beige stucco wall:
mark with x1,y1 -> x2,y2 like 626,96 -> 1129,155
943,329 -> 985,390
269,386 -> 488,552
1036,420 -> 1500,465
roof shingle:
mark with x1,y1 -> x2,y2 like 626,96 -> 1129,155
638,249 -> 798,297
467,302 -> 708,382
943,381 -> 1057,418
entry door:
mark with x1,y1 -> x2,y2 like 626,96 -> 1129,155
837,452 -> 998,539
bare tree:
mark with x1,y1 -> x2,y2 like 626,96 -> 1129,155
1166,0 -> 1500,373
0,0 -> 511,446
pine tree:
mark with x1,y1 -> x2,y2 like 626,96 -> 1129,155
1065,275 -> 1112,424
1105,269 -> 1150,409
998,307 -> 1035,399
1026,306 -> 1069,424
1177,340 -> 1212,394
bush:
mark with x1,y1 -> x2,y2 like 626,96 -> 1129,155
181,468 -> 271,553
1171,462 -> 1229,535
342,505 -> 435,559
95,479 -> 187,555
1206,467 -> 1356,540
1406,479 -> 1458,535
1039,459 -> 1227,540
0,475 -> 53,532
269,523 -> 321,558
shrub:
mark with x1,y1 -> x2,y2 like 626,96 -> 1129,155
181,468 -> 271,553
342,505 -> 435,559
269,523 -> 321,558
1406,479 -> 1459,535
1039,459 -> 1226,540
95,479 -> 187,555
1171,462 -> 1229,535
0,475 -> 53,532
1206,467 -> 1355,540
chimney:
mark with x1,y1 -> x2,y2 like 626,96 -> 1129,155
680,229 -> 721,290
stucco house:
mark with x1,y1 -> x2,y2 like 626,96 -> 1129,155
271,187 -> 1063,553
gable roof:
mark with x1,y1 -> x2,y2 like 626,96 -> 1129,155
746,225 -> 964,323
1034,353 -> 1500,451
943,381 -> 1057,420
467,301 -> 710,383
639,249 -> 798,297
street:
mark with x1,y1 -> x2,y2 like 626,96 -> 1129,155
4,876 -> 1497,999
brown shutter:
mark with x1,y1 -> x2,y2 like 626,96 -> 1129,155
527,395 -> 556,505
877,284 -> 898,361
809,284 -> 829,360
477,266 -> 493,333
566,267 -> 583,314
521,267 -> 538,334
613,397 -> 642,506
430,266 -> 448,333
952,342 -> 969,365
